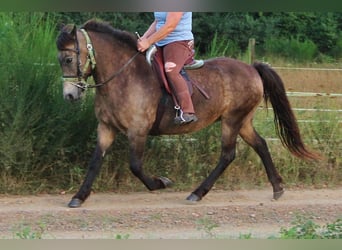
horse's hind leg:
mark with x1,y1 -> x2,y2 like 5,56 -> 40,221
128,133 -> 173,190
68,123 -> 115,208
187,122 -> 239,202
239,121 -> 284,200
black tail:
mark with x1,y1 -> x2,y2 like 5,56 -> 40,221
253,62 -> 320,160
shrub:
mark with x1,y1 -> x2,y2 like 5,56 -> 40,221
205,31 -> 240,58
264,36 -> 318,62
0,13 -> 97,193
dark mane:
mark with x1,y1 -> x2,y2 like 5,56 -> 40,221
56,19 -> 138,51
81,19 -> 138,51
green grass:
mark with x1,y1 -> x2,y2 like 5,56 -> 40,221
12,224 -> 46,239
279,216 -> 342,239
8,214 -> 342,239
196,217 -> 219,238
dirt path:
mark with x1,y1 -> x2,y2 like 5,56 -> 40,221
0,188 -> 341,239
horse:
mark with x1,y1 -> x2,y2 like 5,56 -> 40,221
56,19 -> 320,208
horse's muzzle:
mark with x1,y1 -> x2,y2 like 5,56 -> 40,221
63,81 -> 84,101
64,93 -> 77,101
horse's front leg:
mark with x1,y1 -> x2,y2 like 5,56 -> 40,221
129,134 -> 173,190
68,123 -> 115,208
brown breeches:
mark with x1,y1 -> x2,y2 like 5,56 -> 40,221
162,40 -> 195,113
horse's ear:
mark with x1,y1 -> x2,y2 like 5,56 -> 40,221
70,24 -> 77,35
58,23 -> 66,31
58,23 -> 76,34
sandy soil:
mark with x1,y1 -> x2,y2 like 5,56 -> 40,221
0,187 -> 341,239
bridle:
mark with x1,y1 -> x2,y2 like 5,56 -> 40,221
61,28 -> 139,90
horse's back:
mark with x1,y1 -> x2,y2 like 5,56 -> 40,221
189,57 -> 264,112
191,57 -> 263,96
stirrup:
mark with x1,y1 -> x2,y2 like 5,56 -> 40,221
174,106 -> 198,125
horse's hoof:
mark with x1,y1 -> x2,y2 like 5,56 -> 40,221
186,193 -> 201,203
159,177 -> 173,188
68,198 -> 83,208
273,189 -> 285,200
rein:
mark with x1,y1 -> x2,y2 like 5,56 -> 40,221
90,51 -> 139,88
62,28 -> 139,90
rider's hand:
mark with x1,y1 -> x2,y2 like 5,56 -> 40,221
137,38 -> 151,53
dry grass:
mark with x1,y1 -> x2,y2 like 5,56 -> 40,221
275,67 -> 342,92
274,66 -> 342,109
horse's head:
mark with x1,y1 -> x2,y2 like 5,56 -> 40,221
56,24 -> 95,101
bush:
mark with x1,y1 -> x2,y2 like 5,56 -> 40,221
0,13 -> 97,193
205,31 -> 240,58
264,36 -> 318,62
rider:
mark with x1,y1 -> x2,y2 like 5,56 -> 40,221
137,12 -> 198,125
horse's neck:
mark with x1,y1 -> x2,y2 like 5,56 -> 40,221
93,43 -> 161,97
92,43 -> 133,82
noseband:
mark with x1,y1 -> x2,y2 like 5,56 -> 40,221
62,28 -> 139,90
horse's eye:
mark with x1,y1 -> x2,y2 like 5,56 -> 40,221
65,57 -> 73,64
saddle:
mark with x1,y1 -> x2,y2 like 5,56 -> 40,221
146,45 -> 209,102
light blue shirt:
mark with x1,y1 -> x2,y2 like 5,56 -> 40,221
154,12 -> 194,47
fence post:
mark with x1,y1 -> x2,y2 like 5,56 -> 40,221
248,38 -> 255,64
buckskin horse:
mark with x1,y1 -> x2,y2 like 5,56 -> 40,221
56,20 -> 319,208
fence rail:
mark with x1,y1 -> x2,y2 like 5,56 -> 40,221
273,66 -> 342,71
286,91 -> 342,97
262,107 -> 342,113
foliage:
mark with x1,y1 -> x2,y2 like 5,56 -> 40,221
0,12 -> 97,193
13,224 -> 46,239
114,234 -> 130,239
196,217 -> 219,238
279,216 -> 342,239
264,36 -> 318,62
52,12 -> 153,34
305,13 -> 338,54
238,233 -> 252,239
50,12 -> 342,60
205,31 -> 239,58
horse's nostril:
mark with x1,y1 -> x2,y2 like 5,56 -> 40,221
65,94 -> 74,101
